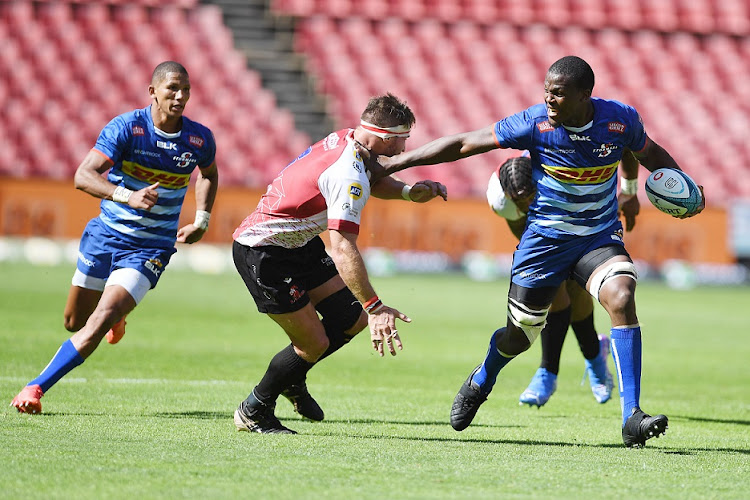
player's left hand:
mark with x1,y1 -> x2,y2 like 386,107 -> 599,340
409,180 -> 448,202
617,192 -> 640,231
176,224 -> 206,244
368,305 -> 410,357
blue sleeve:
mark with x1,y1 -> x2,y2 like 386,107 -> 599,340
493,109 -> 535,151
93,116 -> 129,164
201,130 -> 217,168
623,105 -> 647,153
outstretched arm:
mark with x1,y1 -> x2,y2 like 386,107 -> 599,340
370,175 -> 448,203
329,229 -> 410,357
378,125 -> 499,176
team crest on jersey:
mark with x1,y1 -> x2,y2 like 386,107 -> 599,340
543,162 -> 618,184
188,135 -> 204,147
349,183 -> 363,199
594,143 -> 618,158
537,121 -> 554,133
132,125 -> 145,136
608,122 -> 626,134
324,133 -> 340,151
173,151 -> 197,168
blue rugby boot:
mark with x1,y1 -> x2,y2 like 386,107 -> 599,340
519,368 -> 557,408
583,334 -> 615,404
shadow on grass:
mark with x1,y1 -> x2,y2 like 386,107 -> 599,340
39,410 -> 750,454
673,415 -> 750,426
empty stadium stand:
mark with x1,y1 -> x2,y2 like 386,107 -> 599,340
0,0 -> 310,186
1,0 -> 747,202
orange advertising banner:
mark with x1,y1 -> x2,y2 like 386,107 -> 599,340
0,178 -> 732,265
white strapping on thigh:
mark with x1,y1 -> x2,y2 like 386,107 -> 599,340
72,269 -> 107,291
105,268 -> 152,304
588,261 -> 638,302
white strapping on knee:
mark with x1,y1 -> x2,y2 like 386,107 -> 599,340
588,261 -> 638,301
105,268 -> 152,304
72,269 -> 107,291
507,297 -> 549,344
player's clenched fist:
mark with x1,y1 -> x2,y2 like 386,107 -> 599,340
129,182 -> 160,210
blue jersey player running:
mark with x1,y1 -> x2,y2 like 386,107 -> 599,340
377,56 -> 705,447
11,61 -> 219,414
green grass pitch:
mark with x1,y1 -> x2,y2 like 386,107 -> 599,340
1,262 -> 748,499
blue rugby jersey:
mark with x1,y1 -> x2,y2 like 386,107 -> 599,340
92,105 -> 216,247
493,98 -> 646,239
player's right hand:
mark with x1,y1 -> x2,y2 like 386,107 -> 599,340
410,180 -> 448,202
368,305 -> 410,357
617,192 -> 640,231
129,182 -> 160,210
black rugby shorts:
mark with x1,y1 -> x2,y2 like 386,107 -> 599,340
232,236 -> 338,314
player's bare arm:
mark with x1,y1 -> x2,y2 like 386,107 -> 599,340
379,125 -> 499,175
177,162 -> 219,244
506,217 -> 527,240
328,229 -> 410,357
634,139 -> 705,217
74,149 -> 159,210
370,175 -> 448,202
618,149 -> 641,231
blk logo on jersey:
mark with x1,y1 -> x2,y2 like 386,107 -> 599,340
145,258 -> 164,277
569,134 -> 591,142
157,140 -> 177,151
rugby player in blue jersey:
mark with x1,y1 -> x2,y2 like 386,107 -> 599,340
11,61 -> 218,414
376,55 -> 705,447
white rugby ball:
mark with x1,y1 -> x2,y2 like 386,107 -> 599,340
645,168 -> 703,217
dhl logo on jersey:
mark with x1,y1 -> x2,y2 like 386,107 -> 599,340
121,161 -> 191,190
543,161 -> 619,184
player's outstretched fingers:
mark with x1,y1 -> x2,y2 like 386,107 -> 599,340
389,330 -> 403,354
371,336 -> 384,357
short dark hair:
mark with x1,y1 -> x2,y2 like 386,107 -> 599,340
498,156 -> 535,200
151,61 -> 188,85
547,56 -> 595,92
360,93 -> 415,129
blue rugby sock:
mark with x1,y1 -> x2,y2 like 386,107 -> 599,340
610,327 -> 642,426
471,328 -> 514,394
29,339 -> 85,393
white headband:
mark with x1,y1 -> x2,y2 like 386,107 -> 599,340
360,120 -> 411,139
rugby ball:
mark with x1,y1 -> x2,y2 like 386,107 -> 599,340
645,168 -> 703,217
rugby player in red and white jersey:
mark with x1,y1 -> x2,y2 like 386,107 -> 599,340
232,93 -> 447,434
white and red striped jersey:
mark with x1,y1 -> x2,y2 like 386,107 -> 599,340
233,129 -> 371,249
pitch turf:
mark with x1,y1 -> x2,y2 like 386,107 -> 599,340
1,262 -> 748,499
